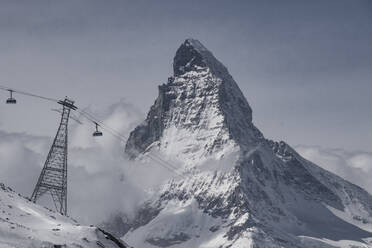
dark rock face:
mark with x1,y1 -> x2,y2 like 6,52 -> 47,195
146,233 -> 190,247
282,157 -> 343,209
124,94 -> 165,159
173,40 -> 207,77
173,39 -> 229,78
100,215 -> 132,238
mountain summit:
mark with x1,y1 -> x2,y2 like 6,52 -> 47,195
122,39 -> 372,248
173,39 -> 231,78
125,38 -> 260,164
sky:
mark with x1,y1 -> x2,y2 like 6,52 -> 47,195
0,0 -> 371,151
0,0 -> 371,225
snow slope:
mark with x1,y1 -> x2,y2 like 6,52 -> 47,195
0,183 -> 125,248
120,39 -> 372,248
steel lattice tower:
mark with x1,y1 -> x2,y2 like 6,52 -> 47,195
31,98 -> 77,215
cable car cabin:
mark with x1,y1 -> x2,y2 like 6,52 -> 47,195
6,90 -> 16,104
93,130 -> 103,137
6,97 -> 16,104
92,122 -> 103,137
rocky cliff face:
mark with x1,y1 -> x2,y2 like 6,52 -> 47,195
122,39 -> 372,248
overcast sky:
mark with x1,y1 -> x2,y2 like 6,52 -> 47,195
0,0 -> 371,151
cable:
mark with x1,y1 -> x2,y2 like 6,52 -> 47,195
0,84 -> 59,103
78,109 -> 185,176
76,109 -> 185,178
0,83 -> 186,179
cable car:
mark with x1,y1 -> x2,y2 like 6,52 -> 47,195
6,90 -> 16,104
93,122 -> 103,137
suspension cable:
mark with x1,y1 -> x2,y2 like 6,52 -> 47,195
0,84 -> 59,103
76,109 -> 184,177
77,109 -> 181,168
0,84 -> 185,178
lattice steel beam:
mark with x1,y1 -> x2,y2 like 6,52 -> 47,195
31,98 -> 76,215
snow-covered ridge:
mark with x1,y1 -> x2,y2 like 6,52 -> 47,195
0,183 -> 124,248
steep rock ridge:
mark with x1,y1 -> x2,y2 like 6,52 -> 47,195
122,39 -> 372,248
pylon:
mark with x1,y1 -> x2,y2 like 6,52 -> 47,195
31,98 -> 76,215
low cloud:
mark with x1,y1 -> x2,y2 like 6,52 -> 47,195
0,131 -> 49,195
295,145 -> 372,194
0,99 -> 173,225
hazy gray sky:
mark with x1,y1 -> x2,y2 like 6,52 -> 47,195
0,0 -> 371,151
0,0 -> 371,224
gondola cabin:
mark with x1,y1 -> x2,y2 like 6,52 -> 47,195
6,90 -> 16,104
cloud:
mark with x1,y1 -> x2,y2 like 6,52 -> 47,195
0,131 -> 49,195
0,99 -> 175,225
295,145 -> 372,194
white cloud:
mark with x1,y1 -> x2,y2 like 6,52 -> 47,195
295,145 -> 372,194
346,154 -> 372,173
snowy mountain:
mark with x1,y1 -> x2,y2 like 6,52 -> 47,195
120,39 -> 372,248
0,183 -> 126,247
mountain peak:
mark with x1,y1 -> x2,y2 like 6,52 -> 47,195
126,38 -> 259,162
184,38 -> 208,51
173,39 -> 229,77
121,39 -> 372,248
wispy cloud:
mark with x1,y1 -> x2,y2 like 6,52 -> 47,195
295,145 -> 372,194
